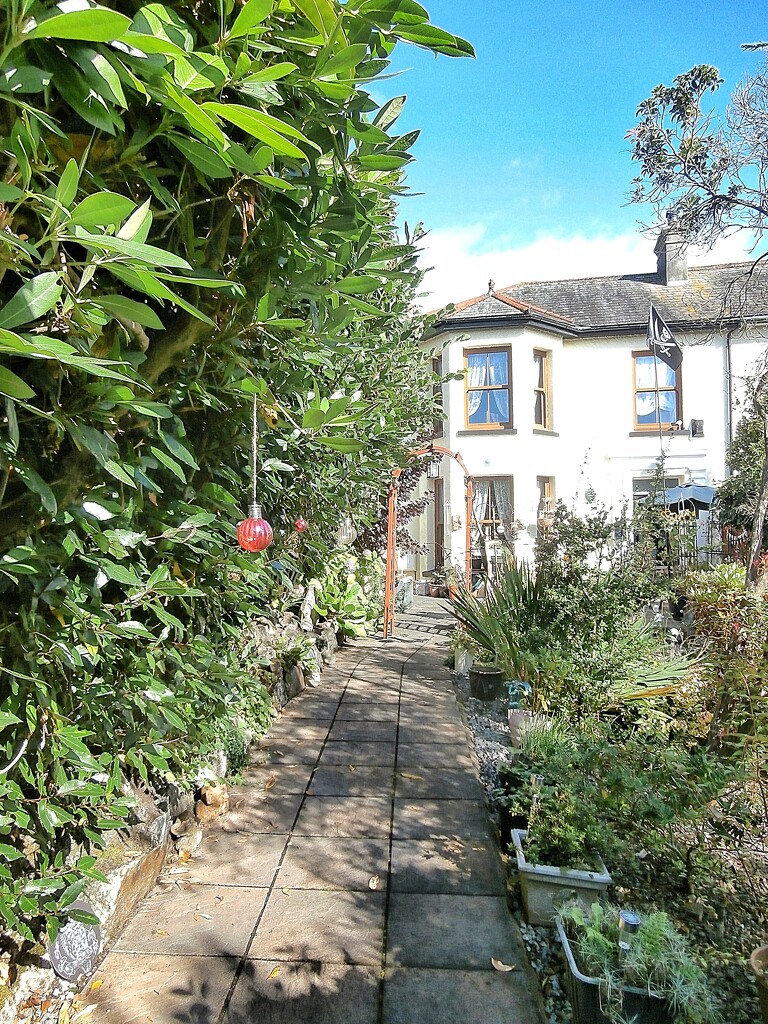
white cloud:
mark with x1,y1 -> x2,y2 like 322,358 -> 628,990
415,225 -> 759,311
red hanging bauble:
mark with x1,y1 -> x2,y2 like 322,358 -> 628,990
294,517 -> 309,533
237,503 -> 273,552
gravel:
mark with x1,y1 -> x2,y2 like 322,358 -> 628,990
451,669 -> 572,1024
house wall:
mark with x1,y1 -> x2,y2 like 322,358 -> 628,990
410,323 -> 766,574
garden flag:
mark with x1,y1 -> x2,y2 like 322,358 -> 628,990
647,304 -> 683,371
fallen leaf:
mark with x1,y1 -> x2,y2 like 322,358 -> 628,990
264,775 -> 277,790
72,1006 -> 96,1022
153,929 -> 169,937
167,867 -> 190,875
90,982 -> 103,992
368,875 -> 381,890
179,850 -> 191,863
348,765 -> 356,772
58,1003 -> 70,1024
491,957 -> 517,972
400,772 -> 423,781
282,888 -> 291,896
267,966 -> 280,981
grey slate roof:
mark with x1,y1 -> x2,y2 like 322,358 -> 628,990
438,263 -> 768,334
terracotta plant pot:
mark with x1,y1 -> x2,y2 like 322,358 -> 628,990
750,946 -> 768,1024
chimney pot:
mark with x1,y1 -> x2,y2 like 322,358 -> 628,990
655,223 -> 688,284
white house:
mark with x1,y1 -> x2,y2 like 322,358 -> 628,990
408,228 -> 768,580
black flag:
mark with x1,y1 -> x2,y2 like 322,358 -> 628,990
647,304 -> 683,371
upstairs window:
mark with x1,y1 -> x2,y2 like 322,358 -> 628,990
465,348 -> 511,428
533,349 -> 552,429
432,354 -> 444,437
633,352 -> 681,430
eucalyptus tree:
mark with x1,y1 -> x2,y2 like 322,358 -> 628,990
628,56 -> 768,584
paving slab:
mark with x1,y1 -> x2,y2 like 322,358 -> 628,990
326,718 -> 398,742
317,740 -> 396,766
396,742 -> 474,769
392,799 -> 494,840
334,701 -> 399,721
280,698 -> 340,721
249,889 -> 386,965
266,720 -> 332,744
394,766 -> 485,801
308,765 -> 393,797
386,893 -> 521,969
216,789 -> 305,834
89,953 -> 237,1024
397,720 -> 469,745
293,796 -> 392,837
252,738 -> 324,765
245,764 -> 316,794
382,967 -> 541,1024
340,687 -> 400,704
390,838 -> 506,895
189,831 -> 289,887
114,884 -> 267,957
278,837 -> 389,890
225,960 -> 379,1024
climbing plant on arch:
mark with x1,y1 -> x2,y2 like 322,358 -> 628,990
383,444 -> 474,638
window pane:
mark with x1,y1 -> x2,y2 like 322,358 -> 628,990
659,390 -> 678,422
467,352 -> 487,387
489,389 -> 509,423
635,355 -> 655,388
656,361 -> 676,388
534,352 -> 544,388
534,391 -> 545,425
487,350 -> 508,385
468,390 -> 489,424
636,391 -> 657,424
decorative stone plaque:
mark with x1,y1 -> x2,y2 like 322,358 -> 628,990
48,900 -> 101,982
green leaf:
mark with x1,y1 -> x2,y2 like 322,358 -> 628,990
101,560 -> 142,587
0,183 -> 23,202
0,273 -> 62,330
244,62 -> 297,82
69,229 -> 192,270
168,134 -> 233,179
318,45 -> 368,77
69,192 -> 136,228
394,23 -> 475,57
13,463 -> 57,513
149,446 -> 187,482
0,711 -> 22,730
294,0 -> 338,39
24,7 -> 132,42
95,295 -> 164,329
203,103 -> 310,159
358,153 -> 411,170
335,274 -> 382,294
0,844 -> 23,862
0,366 -> 35,400
56,159 -> 80,208
160,432 -> 199,469
229,0 -> 273,38
104,459 -> 136,488
316,436 -> 366,452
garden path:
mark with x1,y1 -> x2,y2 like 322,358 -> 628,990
87,597 -> 544,1024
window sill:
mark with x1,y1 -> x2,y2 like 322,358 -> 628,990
629,429 -> 691,438
457,427 -> 517,436
533,428 -> 559,437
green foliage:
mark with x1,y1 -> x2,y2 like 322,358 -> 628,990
559,900 -> 718,1024
0,0 -> 473,944
680,563 -> 768,663
717,413 -> 767,531
312,551 -> 385,637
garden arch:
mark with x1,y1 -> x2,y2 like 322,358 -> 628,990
383,444 -> 474,638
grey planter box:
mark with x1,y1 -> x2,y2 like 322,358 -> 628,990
556,918 -> 674,1024
511,828 -> 611,926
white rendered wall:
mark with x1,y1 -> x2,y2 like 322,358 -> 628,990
412,324 -> 767,571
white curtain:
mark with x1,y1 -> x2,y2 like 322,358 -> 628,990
467,353 -> 486,419
637,355 -> 675,389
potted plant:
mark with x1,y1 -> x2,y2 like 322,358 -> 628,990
556,900 -> 718,1024
510,773 -> 611,925
750,945 -> 768,1024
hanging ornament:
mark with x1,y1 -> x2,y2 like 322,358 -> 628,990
238,502 -> 273,552
336,515 -> 357,547
294,517 -> 309,533
238,397 -> 273,552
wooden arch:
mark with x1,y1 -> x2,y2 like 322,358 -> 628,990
383,444 -> 474,639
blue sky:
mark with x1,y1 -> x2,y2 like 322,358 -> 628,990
380,2 -> 767,305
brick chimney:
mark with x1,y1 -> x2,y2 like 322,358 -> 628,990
654,221 -> 688,284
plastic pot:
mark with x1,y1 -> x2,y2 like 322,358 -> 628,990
469,665 -> 503,700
